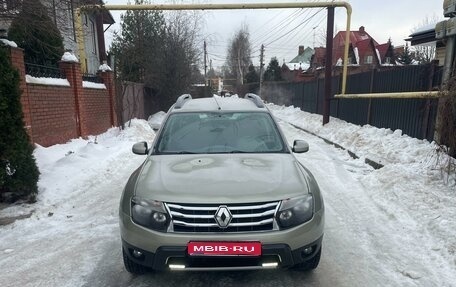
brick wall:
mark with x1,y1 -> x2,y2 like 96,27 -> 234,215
80,87 -> 112,136
27,85 -> 78,146
7,46 -> 117,147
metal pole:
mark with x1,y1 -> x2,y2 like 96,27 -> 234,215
204,41 -> 207,87
323,7 -> 334,125
259,44 -> 264,97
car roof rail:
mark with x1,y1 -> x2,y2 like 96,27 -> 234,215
245,93 -> 265,108
174,94 -> 192,109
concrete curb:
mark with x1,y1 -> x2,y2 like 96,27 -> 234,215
287,123 -> 384,170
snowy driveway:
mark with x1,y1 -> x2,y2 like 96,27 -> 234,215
1,115 -> 455,287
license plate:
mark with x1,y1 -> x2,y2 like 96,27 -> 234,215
187,241 -> 262,256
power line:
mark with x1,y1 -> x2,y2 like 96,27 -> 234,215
264,8 -> 324,46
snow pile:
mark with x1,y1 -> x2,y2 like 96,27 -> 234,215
0,39 -> 18,48
0,122 -> 155,286
147,111 -> 166,130
25,75 -> 70,87
61,52 -> 78,63
270,103 -> 456,280
82,81 -> 106,89
98,63 -> 112,72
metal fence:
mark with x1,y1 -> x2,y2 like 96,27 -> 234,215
82,73 -> 103,83
262,64 -> 442,141
25,63 -> 65,79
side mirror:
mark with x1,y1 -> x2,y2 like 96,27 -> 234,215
292,140 -> 309,153
132,141 -> 149,155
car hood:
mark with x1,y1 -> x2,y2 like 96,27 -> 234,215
134,153 -> 311,204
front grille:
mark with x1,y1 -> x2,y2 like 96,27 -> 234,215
165,201 -> 280,233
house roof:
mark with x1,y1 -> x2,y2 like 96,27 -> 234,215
289,47 -> 314,64
334,27 -> 379,47
406,26 -> 436,46
376,43 -> 390,58
80,0 -> 115,25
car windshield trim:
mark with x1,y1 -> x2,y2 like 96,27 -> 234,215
153,111 -> 289,155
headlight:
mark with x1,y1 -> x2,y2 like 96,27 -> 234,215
276,195 -> 313,229
131,197 -> 170,232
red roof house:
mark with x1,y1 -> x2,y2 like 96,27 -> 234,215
311,26 -> 396,70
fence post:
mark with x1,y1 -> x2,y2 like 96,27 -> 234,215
366,68 -> 376,124
98,69 -> 117,127
8,46 -> 34,142
422,61 -> 437,140
59,60 -> 83,137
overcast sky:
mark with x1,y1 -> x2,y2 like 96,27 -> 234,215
104,0 -> 442,69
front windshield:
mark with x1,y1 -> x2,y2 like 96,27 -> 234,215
155,112 -> 287,154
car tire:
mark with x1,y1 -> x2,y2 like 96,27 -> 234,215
293,246 -> 322,271
122,248 -> 147,274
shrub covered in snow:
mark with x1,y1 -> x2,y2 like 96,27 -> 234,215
0,47 -> 39,203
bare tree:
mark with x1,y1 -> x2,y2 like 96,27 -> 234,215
411,15 -> 441,64
226,24 -> 252,86
111,0 -> 202,113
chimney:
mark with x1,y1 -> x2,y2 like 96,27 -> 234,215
359,26 -> 365,34
298,46 -> 304,55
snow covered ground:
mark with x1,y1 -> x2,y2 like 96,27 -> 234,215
0,103 -> 455,287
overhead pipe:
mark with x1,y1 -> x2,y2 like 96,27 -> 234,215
77,2 -> 353,94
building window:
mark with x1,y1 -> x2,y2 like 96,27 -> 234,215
365,55 -> 373,64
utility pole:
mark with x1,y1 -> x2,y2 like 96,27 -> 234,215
259,44 -> 265,97
313,26 -> 317,48
204,41 -> 208,87
323,7 -> 335,125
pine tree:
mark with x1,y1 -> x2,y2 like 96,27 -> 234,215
8,0 -> 64,66
397,43 -> 413,65
245,64 -> 259,83
0,47 -> 39,202
263,57 -> 283,81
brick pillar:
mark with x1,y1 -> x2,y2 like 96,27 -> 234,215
59,61 -> 84,137
98,70 -> 117,127
9,47 -> 33,141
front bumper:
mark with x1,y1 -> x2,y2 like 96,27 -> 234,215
122,236 -> 323,271
120,209 -> 324,252
120,208 -> 324,271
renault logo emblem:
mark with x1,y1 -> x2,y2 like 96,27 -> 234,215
215,206 -> 232,228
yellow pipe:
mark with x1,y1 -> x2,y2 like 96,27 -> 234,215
80,2 -> 352,93
94,2 -> 352,11
341,6 -> 352,94
335,91 -> 442,99
75,8 -> 87,73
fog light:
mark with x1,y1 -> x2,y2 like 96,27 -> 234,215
132,250 -> 143,258
262,262 -> 278,268
169,264 -> 186,270
302,247 -> 313,255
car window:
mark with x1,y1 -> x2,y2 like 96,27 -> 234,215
155,112 -> 287,154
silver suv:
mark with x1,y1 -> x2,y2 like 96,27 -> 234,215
119,94 -> 324,274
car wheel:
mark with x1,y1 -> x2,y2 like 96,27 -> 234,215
293,246 -> 321,271
122,248 -> 147,274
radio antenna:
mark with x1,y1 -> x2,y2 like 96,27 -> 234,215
213,96 -> 222,110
